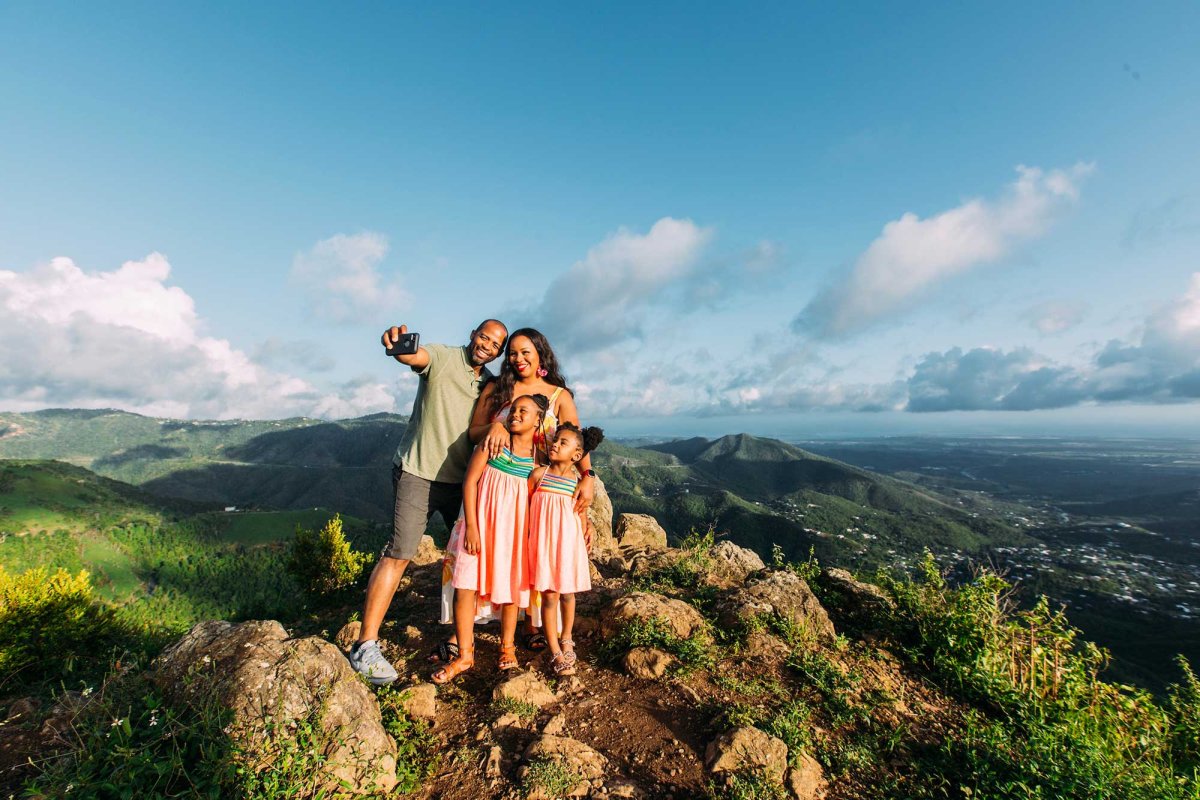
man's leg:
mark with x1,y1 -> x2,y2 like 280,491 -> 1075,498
349,465 -> 432,684
358,555 -> 409,643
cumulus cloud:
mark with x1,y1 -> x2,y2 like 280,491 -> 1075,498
795,163 -> 1095,338
1022,300 -> 1088,335
518,218 -> 781,353
577,271 -> 1200,419
0,254 -> 396,419
521,218 -> 712,351
906,347 -> 1087,412
902,272 -> 1200,411
291,232 -> 407,324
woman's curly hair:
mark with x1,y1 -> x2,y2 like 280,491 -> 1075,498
488,328 -> 570,419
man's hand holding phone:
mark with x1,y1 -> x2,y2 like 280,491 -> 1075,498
383,325 -> 420,357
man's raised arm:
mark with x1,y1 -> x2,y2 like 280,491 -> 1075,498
381,324 -> 431,370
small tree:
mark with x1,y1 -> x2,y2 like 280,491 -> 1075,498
287,514 -> 371,599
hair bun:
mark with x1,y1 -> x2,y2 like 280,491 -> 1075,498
582,426 -> 605,453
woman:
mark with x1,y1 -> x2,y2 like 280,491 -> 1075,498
430,328 -> 597,661
471,328 -> 596,510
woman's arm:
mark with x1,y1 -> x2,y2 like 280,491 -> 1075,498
554,390 -> 595,514
461,446 -> 489,555
468,383 -> 508,458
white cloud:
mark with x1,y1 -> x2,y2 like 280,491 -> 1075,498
530,217 -> 713,350
1023,300 -> 1088,335
903,272 -> 1200,410
291,232 -> 407,324
795,163 -> 1095,338
0,254 -> 396,419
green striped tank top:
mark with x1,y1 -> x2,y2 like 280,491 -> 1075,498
487,447 -> 535,478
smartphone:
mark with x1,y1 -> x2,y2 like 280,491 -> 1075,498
385,332 -> 420,357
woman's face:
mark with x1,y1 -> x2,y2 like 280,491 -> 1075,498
507,335 -> 541,380
506,396 -> 540,434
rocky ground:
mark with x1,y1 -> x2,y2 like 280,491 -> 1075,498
0,510 -> 968,799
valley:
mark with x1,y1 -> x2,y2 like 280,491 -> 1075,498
1,409 -> 1197,691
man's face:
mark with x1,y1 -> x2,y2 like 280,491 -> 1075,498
467,323 -> 506,366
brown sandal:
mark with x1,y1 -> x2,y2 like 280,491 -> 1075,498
498,643 -> 519,671
432,648 -> 474,684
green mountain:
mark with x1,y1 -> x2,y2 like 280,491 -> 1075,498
0,409 -> 407,520
0,411 -> 1026,571
613,433 -> 1028,567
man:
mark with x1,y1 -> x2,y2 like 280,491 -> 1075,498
348,319 -> 508,684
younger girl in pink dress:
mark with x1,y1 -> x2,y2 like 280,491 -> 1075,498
433,393 -> 548,684
527,423 -> 604,676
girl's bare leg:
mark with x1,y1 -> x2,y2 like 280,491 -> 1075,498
500,602 -> 520,648
454,589 -> 477,658
542,591 -> 562,655
561,593 -> 576,650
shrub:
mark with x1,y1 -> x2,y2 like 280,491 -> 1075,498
286,515 -> 371,599
1167,656 -> 1200,777
875,550 -> 1192,799
0,566 -> 130,685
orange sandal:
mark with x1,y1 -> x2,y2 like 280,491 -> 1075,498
498,643 -> 519,671
432,648 -> 474,684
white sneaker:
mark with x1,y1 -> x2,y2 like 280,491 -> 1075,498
348,641 -> 398,686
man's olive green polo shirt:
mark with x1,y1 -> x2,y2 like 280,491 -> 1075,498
393,344 -> 493,484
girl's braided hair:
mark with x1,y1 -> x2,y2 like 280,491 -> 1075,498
556,422 -> 604,454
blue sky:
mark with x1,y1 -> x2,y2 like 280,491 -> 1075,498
1,3 -> 1198,436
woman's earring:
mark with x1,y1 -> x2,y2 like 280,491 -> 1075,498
537,367 -> 548,377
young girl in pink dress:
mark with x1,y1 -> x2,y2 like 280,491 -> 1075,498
527,423 -> 604,676
433,393 -> 548,684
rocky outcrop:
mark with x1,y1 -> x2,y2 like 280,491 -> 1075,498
706,726 -> 789,784
411,534 -> 443,566
588,478 -> 616,555
787,753 -> 828,799
152,620 -> 398,794
709,541 -> 766,586
601,591 -> 708,640
623,647 -> 675,679
493,672 -> 557,709
717,569 -> 836,642
820,568 -> 895,632
400,683 -> 437,721
615,514 -> 668,550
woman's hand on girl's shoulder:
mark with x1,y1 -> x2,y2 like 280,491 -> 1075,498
482,422 -> 508,459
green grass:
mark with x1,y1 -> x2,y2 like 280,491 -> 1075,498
213,509 -> 353,546
522,757 -> 581,797
491,696 -> 540,720
80,534 -> 140,599
601,616 -> 714,675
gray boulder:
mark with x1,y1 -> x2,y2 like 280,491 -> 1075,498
153,620 -> 398,794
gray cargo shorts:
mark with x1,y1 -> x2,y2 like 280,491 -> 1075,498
383,464 -> 464,561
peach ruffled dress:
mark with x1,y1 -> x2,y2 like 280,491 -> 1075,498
449,447 -> 534,608
528,470 -> 592,594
